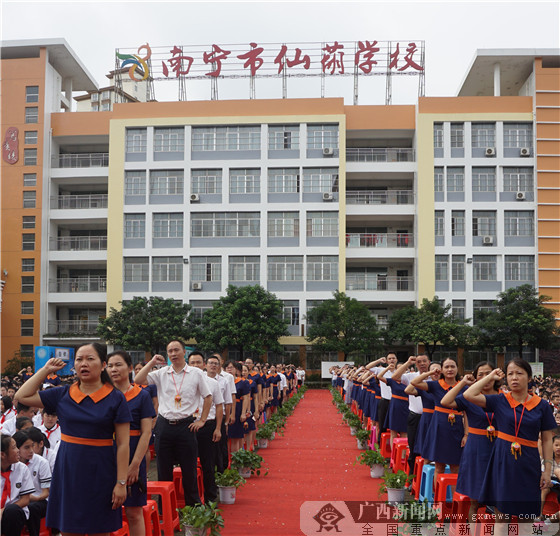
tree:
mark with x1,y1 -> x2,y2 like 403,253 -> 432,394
195,285 -> 289,357
305,291 -> 383,360
474,284 -> 559,357
97,296 -> 194,354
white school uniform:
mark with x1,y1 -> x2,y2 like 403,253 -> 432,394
0,461 -> 35,518
26,453 -> 52,495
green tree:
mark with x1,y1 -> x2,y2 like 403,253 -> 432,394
97,296 -> 194,354
305,291 -> 383,360
474,284 -> 559,357
195,285 -> 289,357
3,351 -> 34,376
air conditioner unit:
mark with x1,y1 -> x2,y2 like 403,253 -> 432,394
192,281 -> 203,291
322,147 -> 334,156
482,235 -> 494,245
190,193 -> 200,202
520,147 -> 531,157
485,147 -> 496,157
322,192 -> 334,201
516,191 -> 526,201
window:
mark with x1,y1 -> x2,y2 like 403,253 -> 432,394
433,123 -> 443,148
434,167 -> 444,192
283,302 -> 300,326
191,212 -> 260,238
268,125 -> 299,150
22,233 -> 35,251
451,211 -> 465,236
472,211 -> 496,236
302,168 -> 339,193
230,169 -> 260,194
91,103 -> 99,112
505,255 -> 535,281
307,255 -> 338,281
268,212 -> 299,238
23,174 -> 36,187
124,257 -> 149,282
434,211 -> 445,237
25,107 -> 39,124
21,258 -> 35,272
21,301 -> 34,315
191,169 -> 222,194
447,167 -> 464,192
473,256 -> 497,281
192,126 -> 261,151
125,128 -> 147,152
22,276 -> 34,293
504,123 -> 532,148
124,214 -> 146,238
150,170 -> 184,195
268,168 -> 299,193
307,124 -> 339,149
450,123 -> 464,148
435,255 -> 448,281
472,123 -> 496,148
24,149 -> 37,166
154,127 -> 184,152
452,255 -> 465,281
190,302 -> 215,321
22,216 -> 35,229
472,167 -> 496,192
124,171 -> 146,195
268,256 -> 303,281
21,319 -> 34,337
26,86 -> 39,103
452,300 -> 466,322
20,345 -> 34,358
91,93 -> 99,102
101,90 -> 110,100
190,257 -> 221,282
503,167 -> 533,192
306,212 -> 338,237
153,213 -> 183,238
473,300 -> 496,325
504,211 -> 534,237
101,103 -> 111,112
152,257 -> 183,282
24,131 -> 37,144
229,256 -> 260,282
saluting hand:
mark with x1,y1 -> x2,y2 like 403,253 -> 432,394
490,368 -> 505,382
462,374 -> 476,386
151,354 -> 166,367
44,358 -> 66,374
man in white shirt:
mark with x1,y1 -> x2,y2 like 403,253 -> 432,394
214,354 -> 236,472
296,367 -> 305,386
134,340 -> 212,506
277,366 -> 288,407
367,353 -> 398,433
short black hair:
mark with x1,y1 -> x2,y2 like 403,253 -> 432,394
16,402 -> 30,414
13,430 -> 31,448
15,416 -> 32,430
1,433 -> 13,453
188,350 -> 205,362
25,427 -> 50,449
506,358 -> 532,379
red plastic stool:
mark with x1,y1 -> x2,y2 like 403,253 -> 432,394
110,519 -> 130,536
434,473 -> 458,520
197,459 -> 205,503
379,432 -> 392,458
146,481 -> 180,536
22,517 -> 50,536
143,499 -> 161,536
393,445 -> 410,474
389,437 -> 408,470
543,489 -> 560,516
411,456 -> 425,500
173,467 -> 185,508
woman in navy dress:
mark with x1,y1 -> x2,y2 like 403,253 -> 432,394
14,343 -> 131,536
242,364 -> 259,450
464,359 -> 555,523
225,361 -> 250,454
377,366 -> 408,447
267,366 -> 282,412
108,351 -> 156,536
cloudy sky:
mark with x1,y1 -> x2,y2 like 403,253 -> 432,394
2,0 -> 559,105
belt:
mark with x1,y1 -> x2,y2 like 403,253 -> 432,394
422,408 -> 434,414
159,415 -> 195,426
375,396 -> 382,399
497,431 -> 538,448
130,430 -> 141,437
392,395 -> 408,401
61,433 -> 113,447
434,406 -> 462,416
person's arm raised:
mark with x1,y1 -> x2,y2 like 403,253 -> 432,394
441,374 -> 475,409
133,354 -> 166,385
463,369 -> 504,408
376,366 -> 389,384
410,369 -> 436,392
392,356 -> 416,382
365,357 -> 387,370
14,358 -> 66,408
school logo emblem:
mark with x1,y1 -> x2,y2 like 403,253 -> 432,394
313,503 -> 344,532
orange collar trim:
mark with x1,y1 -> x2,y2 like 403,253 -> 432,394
125,384 -> 142,402
69,382 -> 113,404
438,379 -> 457,391
504,391 -> 541,411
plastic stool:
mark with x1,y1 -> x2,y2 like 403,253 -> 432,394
433,473 -> 457,519
173,467 -> 185,508
368,426 -> 377,450
146,481 -> 180,536
143,499 -> 161,536
543,490 -> 560,516
419,465 -> 450,505
110,519 -> 130,536
197,459 -> 205,503
390,438 -> 408,470
393,445 -> 410,474
379,432 -> 392,458
22,517 -> 50,536
449,492 -> 471,535
411,457 -> 425,500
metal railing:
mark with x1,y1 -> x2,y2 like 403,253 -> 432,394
49,277 -> 107,293
50,236 -> 107,251
345,233 -> 414,248
52,153 -> 109,168
346,190 -> 414,205
346,275 -> 414,291
346,148 -> 415,162
51,194 -> 108,210
47,320 -> 100,335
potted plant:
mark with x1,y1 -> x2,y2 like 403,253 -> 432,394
355,428 -> 371,449
178,501 -> 224,536
231,448 -> 267,478
256,423 -> 274,448
347,414 -> 361,435
379,469 -> 411,504
355,445 -> 387,478
214,468 -> 245,505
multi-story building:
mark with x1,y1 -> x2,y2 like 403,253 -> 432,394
1,40 -> 558,369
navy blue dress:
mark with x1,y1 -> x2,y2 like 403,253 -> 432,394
245,378 -> 258,433
385,378 -> 409,433
228,378 -> 251,439
415,389 -> 436,457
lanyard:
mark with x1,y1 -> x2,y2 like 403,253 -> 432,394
511,394 -> 530,458
485,411 -> 495,440
171,370 -> 187,409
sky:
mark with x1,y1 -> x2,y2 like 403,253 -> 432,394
1,0 -> 559,105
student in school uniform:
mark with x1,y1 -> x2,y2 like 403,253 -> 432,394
0,403 -> 36,436
37,409 -> 61,452
0,397 -> 15,427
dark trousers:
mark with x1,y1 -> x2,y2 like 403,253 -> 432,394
27,499 -> 48,536
154,417 -> 200,505
377,398 -> 390,434
406,411 -> 422,474
216,420 -> 228,473
196,419 -> 218,503
2,503 -> 27,536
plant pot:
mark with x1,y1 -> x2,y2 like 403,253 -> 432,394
370,464 -> 385,478
238,467 -> 251,479
357,439 -> 368,450
386,487 -> 405,504
184,526 -> 208,536
271,432 -> 275,440
218,485 -> 236,505
350,427 -> 357,436
257,439 -> 268,449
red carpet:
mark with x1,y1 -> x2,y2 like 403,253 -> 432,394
220,389 -> 384,535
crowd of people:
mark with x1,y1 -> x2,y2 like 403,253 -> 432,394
0,342 -> 305,536
331,355 -> 559,529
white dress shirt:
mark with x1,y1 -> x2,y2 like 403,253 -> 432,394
219,370 -> 236,404
196,375 -> 224,421
401,371 -> 423,414
0,462 -> 34,518
372,367 -> 393,399
38,423 -> 61,451
278,372 -> 287,390
26,453 -> 52,495
215,373 -> 233,415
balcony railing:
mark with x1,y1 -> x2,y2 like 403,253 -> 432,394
51,194 -> 108,210
47,320 -> 100,335
346,275 -> 414,291
50,236 -> 107,251
346,148 -> 415,162
346,190 -> 414,205
346,233 -> 414,248
49,277 -> 107,293
52,153 -> 109,168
